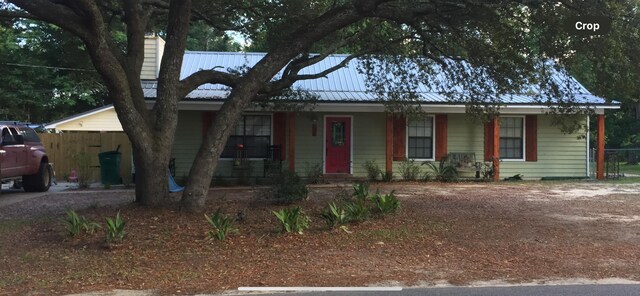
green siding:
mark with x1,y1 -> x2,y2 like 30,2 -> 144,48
172,111 -> 202,179
293,113 -> 387,176
172,111 -> 587,181
500,115 -> 587,178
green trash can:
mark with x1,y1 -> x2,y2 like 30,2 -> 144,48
98,150 -> 122,185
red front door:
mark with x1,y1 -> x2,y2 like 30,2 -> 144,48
325,117 -> 351,174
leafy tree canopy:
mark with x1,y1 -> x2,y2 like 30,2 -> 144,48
0,0 -> 635,209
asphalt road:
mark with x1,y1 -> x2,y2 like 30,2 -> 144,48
226,284 -> 640,296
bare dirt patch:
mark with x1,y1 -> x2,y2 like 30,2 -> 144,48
1,181 -> 640,295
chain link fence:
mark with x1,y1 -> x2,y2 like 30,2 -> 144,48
589,148 -> 640,179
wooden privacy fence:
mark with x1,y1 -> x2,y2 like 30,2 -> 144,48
39,132 -> 132,184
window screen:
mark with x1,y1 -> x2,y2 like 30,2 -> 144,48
407,117 -> 434,159
221,115 -> 271,158
500,117 -> 524,159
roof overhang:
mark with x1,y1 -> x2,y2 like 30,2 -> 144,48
45,105 -> 115,129
145,99 -> 620,115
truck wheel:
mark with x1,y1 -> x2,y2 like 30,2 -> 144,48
23,163 -> 52,192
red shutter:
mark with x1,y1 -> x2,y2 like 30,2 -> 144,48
273,112 -> 287,160
484,121 -> 494,161
435,114 -> 448,160
392,115 -> 406,161
525,115 -> 537,162
202,111 -> 215,139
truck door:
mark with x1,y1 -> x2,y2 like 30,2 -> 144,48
9,127 -> 29,175
0,127 -> 18,177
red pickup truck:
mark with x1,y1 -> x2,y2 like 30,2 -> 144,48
0,122 -> 53,192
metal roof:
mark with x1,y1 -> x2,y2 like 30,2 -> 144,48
141,51 -> 616,106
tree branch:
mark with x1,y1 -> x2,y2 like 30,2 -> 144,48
178,69 -> 240,99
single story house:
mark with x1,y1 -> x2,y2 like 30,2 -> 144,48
44,105 -> 123,132
141,36 -> 619,181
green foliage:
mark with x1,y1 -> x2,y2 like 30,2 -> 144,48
371,190 -> 400,214
265,169 -> 309,204
479,162 -> 495,181
71,151 -> 92,189
63,210 -> 100,237
363,160 -> 381,181
423,159 -> 458,182
105,212 -> 126,243
381,171 -> 394,182
352,182 -> 370,202
343,201 -> 370,222
320,202 -> 349,228
305,163 -> 324,184
0,22 -> 104,123
204,209 -> 238,241
399,159 -> 421,181
273,207 -> 311,234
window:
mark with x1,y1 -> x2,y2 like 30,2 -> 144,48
221,115 -> 271,158
18,127 -> 40,143
407,116 -> 434,159
500,117 -> 524,160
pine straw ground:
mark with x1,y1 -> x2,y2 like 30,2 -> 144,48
2,181 -> 640,295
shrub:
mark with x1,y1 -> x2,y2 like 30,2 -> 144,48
372,190 -> 400,214
305,163 -> 324,184
71,151 -> 92,189
423,159 -> 458,182
399,159 -> 421,181
63,210 -> 100,237
343,201 -> 369,222
273,207 -> 311,234
381,170 -> 394,182
266,169 -> 309,204
352,182 -> 370,202
105,211 -> 126,243
204,209 -> 238,241
362,160 -> 381,181
320,202 -> 349,228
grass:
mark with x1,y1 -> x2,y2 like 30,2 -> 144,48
619,162 -> 640,175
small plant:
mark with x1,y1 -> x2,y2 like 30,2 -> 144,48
204,209 -> 238,241
423,159 -> 458,182
381,170 -> 394,182
421,170 -> 434,181
399,159 -> 421,181
266,170 -> 309,204
479,160 -> 495,181
320,202 -> 349,228
352,182 -> 370,202
64,210 -> 82,237
63,210 -> 100,237
343,201 -> 369,222
363,160 -> 381,181
105,211 -> 126,243
273,207 -> 311,234
71,151 -> 92,189
372,190 -> 401,214
305,163 -> 324,184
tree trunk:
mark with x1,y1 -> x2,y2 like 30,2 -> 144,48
181,94 -> 251,212
131,137 -> 174,207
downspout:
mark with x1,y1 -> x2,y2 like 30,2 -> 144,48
586,115 -> 590,178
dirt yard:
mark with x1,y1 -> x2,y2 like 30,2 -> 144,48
1,181 -> 640,295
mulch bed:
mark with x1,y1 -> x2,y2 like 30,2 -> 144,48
1,182 -> 640,295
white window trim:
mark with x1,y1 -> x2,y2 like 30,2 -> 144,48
499,115 -> 526,162
405,115 -> 436,162
219,113 -> 274,161
322,115 -> 354,174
